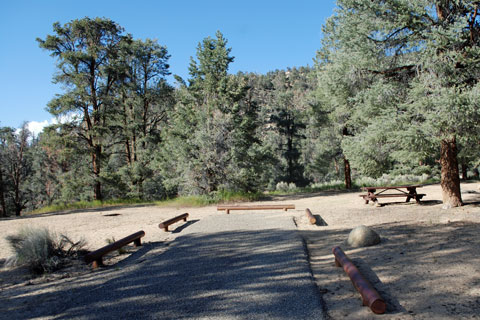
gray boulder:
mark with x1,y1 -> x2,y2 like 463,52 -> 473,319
347,225 -> 381,247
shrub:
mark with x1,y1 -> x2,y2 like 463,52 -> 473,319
309,180 -> 345,191
5,227 -> 87,274
354,173 -> 436,187
275,182 -> 290,192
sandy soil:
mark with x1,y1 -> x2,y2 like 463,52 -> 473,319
1,182 -> 480,319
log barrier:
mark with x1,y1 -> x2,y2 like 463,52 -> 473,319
332,246 -> 386,314
217,204 -> 295,214
85,230 -> 145,269
305,208 -> 317,225
158,213 -> 189,231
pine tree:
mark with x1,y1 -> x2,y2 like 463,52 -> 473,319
115,39 -> 173,198
0,125 -> 33,216
38,17 -> 130,201
318,0 -> 480,207
163,32 -> 263,195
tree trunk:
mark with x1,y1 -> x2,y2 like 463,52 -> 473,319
0,168 -> 6,217
344,156 -> 352,189
461,162 -> 468,181
440,136 -> 463,209
334,158 -> 340,176
92,145 -> 103,201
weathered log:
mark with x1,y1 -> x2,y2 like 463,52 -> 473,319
85,230 -> 145,269
217,204 -> 295,214
332,246 -> 386,314
158,213 -> 189,231
305,208 -> 317,225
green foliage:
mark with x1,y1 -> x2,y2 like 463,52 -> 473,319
0,124 -> 34,216
38,17 -> 130,201
354,173 -> 438,188
155,190 -> 262,207
7,11 -> 479,213
162,31 -> 267,195
30,198 -> 148,214
5,227 -> 86,274
315,0 -> 480,199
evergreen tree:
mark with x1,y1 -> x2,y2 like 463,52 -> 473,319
38,17 -> 130,201
0,128 -> 10,216
254,68 -> 316,187
115,39 -> 173,199
163,32 -> 263,194
0,125 -> 33,216
268,70 -> 310,186
318,0 -> 480,207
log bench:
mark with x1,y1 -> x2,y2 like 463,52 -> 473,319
217,204 -> 295,214
158,213 -> 189,231
85,230 -> 145,269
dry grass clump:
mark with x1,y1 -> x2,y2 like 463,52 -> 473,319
5,227 -> 87,274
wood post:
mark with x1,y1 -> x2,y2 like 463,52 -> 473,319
332,246 -> 386,314
305,208 -> 316,225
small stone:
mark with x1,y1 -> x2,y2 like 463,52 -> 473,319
347,225 -> 381,248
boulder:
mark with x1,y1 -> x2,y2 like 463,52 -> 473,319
347,225 -> 381,248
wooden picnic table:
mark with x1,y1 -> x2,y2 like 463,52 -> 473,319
360,185 -> 425,204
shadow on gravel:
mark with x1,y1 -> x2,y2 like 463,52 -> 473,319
301,221 -> 480,319
171,219 -> 200,233
2,229 -> 324,320
379,200 -> 443,207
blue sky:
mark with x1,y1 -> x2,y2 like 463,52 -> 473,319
0,0 -> 336,131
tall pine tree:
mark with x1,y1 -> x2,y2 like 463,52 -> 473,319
38,17 -> 130,201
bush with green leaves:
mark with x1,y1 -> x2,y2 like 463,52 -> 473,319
354,173 -> 436,188
5,227 -> 86,274
275,182 -> 298,192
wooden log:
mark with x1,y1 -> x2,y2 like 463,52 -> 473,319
332,246 -> 386,314
85,230 -> 145,269
305,208 -> 317,225
158,213 -> 189,232
217,204 -> 295,214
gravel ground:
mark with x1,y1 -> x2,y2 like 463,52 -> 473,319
0,212 -> 326,319
2,181 -> 480,319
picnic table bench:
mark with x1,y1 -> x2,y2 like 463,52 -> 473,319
360,185 -> 425,204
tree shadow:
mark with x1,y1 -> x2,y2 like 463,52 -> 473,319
313,214 -> 328,226
171,219 -> 200,233
350,257 -> 406,314
300,221 -> 480,318
1,228 -> 325,319
378,200 -> 442,207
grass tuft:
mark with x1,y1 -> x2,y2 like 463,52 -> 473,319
5,227 -> 87,274
30,198 -> 150,215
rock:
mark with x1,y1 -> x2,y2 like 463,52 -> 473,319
347,225 -> 381,248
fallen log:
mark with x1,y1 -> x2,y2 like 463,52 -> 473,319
332,246 -> 386,314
